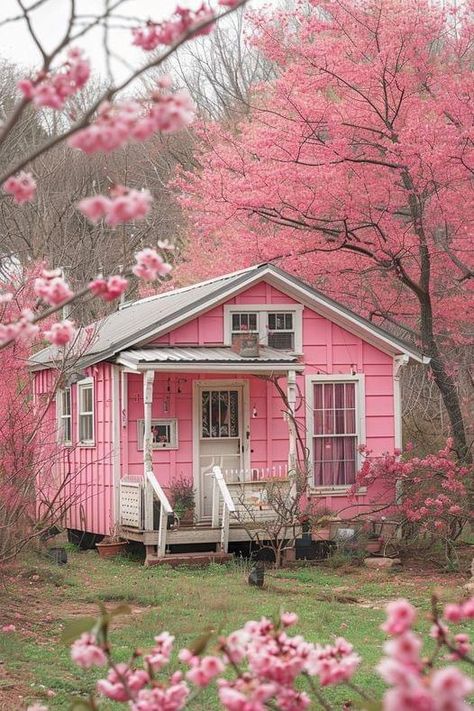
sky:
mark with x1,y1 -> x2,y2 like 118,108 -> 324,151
0,0 -> 267,82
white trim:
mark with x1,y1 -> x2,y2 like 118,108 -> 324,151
193,379 -> 250,521
77,377 -> 95,447
115,357 -> 304,374
56,386 -> 72,446
111,365 -> 121,525
393,354 -> 409,451
306,373 -> 365,493
137,418 -> 178,450
224,303 -> 303,354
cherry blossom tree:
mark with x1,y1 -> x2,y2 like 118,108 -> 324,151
176,0 -> 474,461
0,0 -> 245,353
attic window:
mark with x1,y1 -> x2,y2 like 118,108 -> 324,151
225,304 -> 303,354
231,312 -> 258,346
267,312 -> 294,351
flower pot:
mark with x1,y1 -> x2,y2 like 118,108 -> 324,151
96,541 -> 127,559
365,539 -> 382,554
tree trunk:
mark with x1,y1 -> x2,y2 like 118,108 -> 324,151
419,294 -> 471,463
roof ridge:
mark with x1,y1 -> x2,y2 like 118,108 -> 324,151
120,263 -> 268,309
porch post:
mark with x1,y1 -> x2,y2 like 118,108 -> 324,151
143,369 -> 155,530
287,369 -> 297,473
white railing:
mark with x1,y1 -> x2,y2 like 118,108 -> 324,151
146,470 -> 173,558
211,466 -> 236,553
224,465 -> 289,483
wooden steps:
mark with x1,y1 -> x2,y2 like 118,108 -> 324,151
145,551 -> 233,568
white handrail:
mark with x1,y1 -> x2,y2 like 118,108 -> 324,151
146,470 -> 172,559
146,470 -> 173,514
212,466 -> 236,512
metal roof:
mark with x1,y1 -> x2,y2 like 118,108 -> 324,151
119,346 -> 299,364
29,263 -> 427,369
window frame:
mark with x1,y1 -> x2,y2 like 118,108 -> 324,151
224,304 -> 303,354
137,418 -> 178,450
306,374 -> 365,494
77,377 -> 95,447
57,386 -> 72,446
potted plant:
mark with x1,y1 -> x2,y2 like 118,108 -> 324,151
96,524 -> 128,559
169,474 -> 195,525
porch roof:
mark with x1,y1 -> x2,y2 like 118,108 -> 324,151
116,346 -> 304,372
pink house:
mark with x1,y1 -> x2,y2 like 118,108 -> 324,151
31,264 -> 427,564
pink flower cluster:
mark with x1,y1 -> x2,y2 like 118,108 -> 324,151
89,275 -> 128,302
133,249 -> 172,281
132,5 -> 215,50
3,171 -> 36,204
70,632 -> 107,669
44,319 -> 76,346
78,187 -> 152,226
180,649 -> 225,687
18,48 -> 90,109
0,308 -> 39,346
97,663 -> 149,702
131,675 -> 189,711
69,86 -> 194,155
34,269 -> 73,307
377,598 -> 474,711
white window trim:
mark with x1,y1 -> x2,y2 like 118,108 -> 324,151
57,386 -> 72,446
77,377 -> 95,447
224,304 -> 303,354
137,418 -> 178,450
306,373 -> 366,495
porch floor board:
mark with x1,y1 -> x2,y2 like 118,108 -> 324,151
120,524 -> 285,547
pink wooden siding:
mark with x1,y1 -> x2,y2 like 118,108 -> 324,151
34,362 -> 115,536
35,278 -> 397,533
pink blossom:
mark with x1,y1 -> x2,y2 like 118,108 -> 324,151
97,663 -> 149,702
18,48 -> 90,109
451,633 -> 471,659
383,632 -> 422,666
70,632 -> 107,669
89,275 -> 128,302
144,631 -> 174,671
3,172 -> 36,204
382,684 -> 436,711
44,319 -> 76,346
431,666 -> 474,700
444,603 -> 463,623
1,624 -> 16,633
461,598 -> 474,618
78,188 -> 152,226
78,195 -> 111,222
34,270 -> 73,306
132,6 -> 214,51
185,654 -> 226,687
131,679 -> 189,711
281,612 -> 298,627
133,248 -> 172,281
382,599 -> 416,636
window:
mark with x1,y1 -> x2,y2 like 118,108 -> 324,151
58,387 -> 72,444
267,312 -> 294,351
78,379 -> 94,445
138,419 -> 178,449
231,312 -> 258,346
225,305 -> 303,353
308,376 -> 364,489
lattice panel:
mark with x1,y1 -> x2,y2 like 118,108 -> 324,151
120,481 -> 143,528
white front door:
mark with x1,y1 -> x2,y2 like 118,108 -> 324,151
195,383 -> 248,519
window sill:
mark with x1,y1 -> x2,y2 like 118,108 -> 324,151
137,446 -> 179,451
309,486 -> 367,497
78,442 -> 95,448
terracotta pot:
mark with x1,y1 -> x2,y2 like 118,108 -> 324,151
365,539 -> 382,554
96,541 -> 127,559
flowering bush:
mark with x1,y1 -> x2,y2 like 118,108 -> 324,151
26,594 -> 474,710
353,440 -> 473,555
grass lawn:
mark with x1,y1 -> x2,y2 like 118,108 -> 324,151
0,547 -> 472,710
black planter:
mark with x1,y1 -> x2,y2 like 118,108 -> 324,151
48,547 -> 68,565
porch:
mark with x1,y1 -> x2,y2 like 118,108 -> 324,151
119,465 -> 297,565
115,345 -> 302,564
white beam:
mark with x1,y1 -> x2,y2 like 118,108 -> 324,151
143,370 -> 155,530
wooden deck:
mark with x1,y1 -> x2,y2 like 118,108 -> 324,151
120,522 -> 275,547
